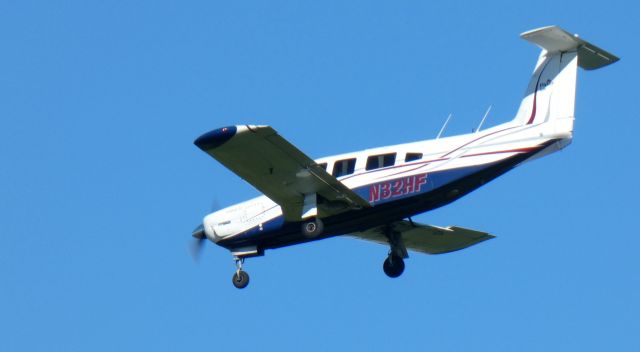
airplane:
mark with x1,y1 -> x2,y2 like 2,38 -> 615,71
191,26 -> 618,289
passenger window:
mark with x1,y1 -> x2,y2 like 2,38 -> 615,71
366,153 -> 396,170
332,158 -> 356,177
405,152 -> 423,162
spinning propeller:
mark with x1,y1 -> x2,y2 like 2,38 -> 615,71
189,224 -> 206,262
189,199 -> 219,262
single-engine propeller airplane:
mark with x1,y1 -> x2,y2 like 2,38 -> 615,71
192,26 -> 618,289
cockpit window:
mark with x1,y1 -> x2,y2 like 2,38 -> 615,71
332,158 -> 356,177
366,153 -> 396,170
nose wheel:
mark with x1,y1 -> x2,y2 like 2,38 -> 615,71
232,271 -> 249,289
232,257 -> 250,289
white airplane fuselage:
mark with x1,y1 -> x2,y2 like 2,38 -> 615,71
203,118 -> 570,253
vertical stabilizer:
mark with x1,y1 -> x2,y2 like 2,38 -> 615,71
512,26 -> 618,129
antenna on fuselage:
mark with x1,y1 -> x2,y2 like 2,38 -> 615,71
475,105 -> 492,133
436,113 -> 453,139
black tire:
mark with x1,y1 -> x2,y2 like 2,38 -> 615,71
383,255 -> 405,278
232,270 -> 250,289
301,218 -> 324,238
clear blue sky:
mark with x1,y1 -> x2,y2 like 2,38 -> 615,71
1,1 -> 638,351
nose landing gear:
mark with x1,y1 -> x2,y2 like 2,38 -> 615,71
231,257 -> 250,289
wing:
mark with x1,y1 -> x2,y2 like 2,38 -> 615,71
194,125 -> 370,221
349,220 -> 495,255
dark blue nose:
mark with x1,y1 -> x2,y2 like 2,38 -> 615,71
194,126 -> 237,151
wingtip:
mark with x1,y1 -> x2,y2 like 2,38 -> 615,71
194,126 -> 237,151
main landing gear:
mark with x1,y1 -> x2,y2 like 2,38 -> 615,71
382,225 -> 408,278
232,257 -> 249,289
383,253 -> 405,278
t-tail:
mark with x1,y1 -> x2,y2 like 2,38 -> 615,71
512,26 -> 619,139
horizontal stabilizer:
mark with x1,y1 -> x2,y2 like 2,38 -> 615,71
521,26 -> 619,70
349,220 -> 494,255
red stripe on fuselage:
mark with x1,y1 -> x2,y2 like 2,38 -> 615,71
439,126 -> 520,158
337,145 -> 539,184
526,59 -> 551,125
460,147 -> 538,158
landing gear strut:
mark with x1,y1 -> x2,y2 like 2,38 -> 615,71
382,225 -> 408,278
232,257 -> 250,289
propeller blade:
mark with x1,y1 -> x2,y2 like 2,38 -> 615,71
190,224 -> 206,262
189,237 -> 206,262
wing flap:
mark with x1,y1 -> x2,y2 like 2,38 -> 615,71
350,220 -> 495,255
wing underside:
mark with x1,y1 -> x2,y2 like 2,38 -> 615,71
195,125 -> 370,221
349,220 -> 495,255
